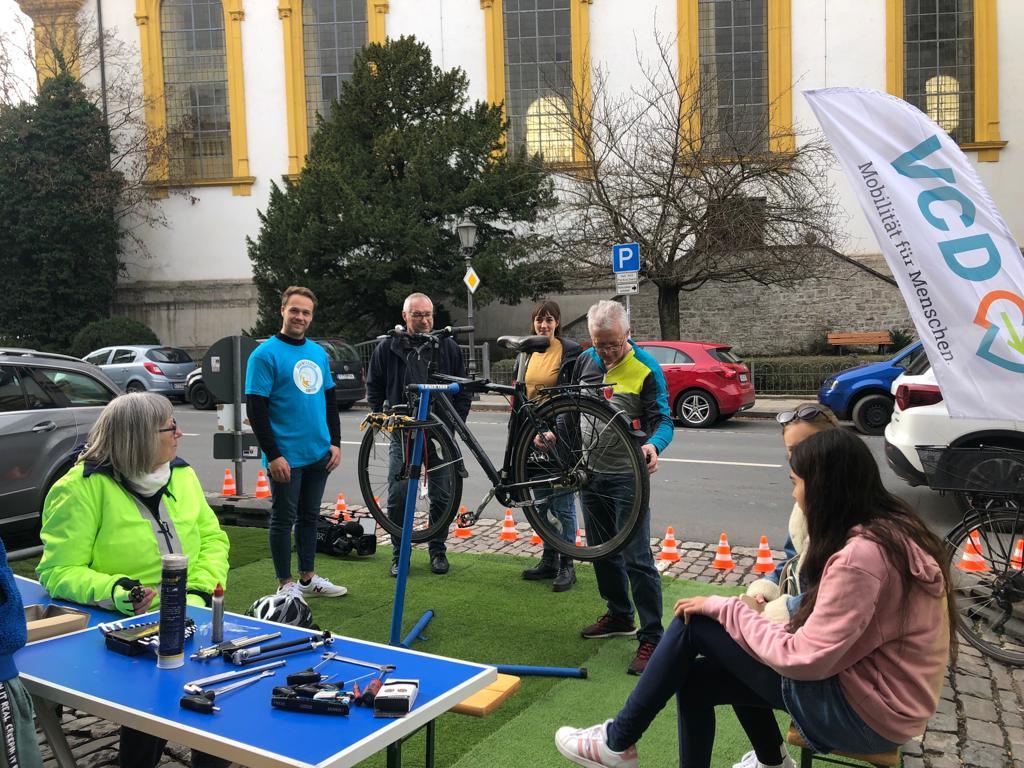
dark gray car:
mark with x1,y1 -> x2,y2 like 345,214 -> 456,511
84,345 -> 197,399
0,349 -> 120,532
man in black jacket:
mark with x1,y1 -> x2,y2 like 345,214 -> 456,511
366,293 -> 471,576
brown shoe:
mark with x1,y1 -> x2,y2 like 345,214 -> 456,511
581,614 -> 637,639
627,641 -> 657,676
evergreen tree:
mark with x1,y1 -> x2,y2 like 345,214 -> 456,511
248,36 -> 559,338
0,72 -> 123,349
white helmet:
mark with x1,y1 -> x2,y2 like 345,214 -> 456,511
246,593 -> 314,628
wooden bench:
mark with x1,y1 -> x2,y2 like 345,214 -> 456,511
826,331 -> 893,353
786,724 -> 900,768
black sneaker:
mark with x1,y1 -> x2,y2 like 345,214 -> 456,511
430,553 -> 450,574
522,554 -> 559,580
552,561 -> 576,592
627,641 -> 657,676
389,559 -> 399,577
580,614 -> 637,639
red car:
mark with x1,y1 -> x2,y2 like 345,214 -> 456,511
635,341 -> 756,428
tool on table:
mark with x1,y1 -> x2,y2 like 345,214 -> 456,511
183,661 -> 285,695
190,632 -> 280,661
317,654 -> 395,705
271,692 -> 350,716
100,617 -> 197,657
231,632 -> 333,666
373,679 -> 419,718
285,652 -> 338,686
230,632 -> 332,663
158,553 -> 190,669
211,583 -> 225,644
179,669 -> 276,714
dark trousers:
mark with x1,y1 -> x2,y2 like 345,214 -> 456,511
607,616 -> 787,768
387,434 -> 454,558
582,472 -> 663,644
119,727 -> 229,768
268,452 -> 330,580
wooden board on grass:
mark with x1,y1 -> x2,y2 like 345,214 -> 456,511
451,674 -> 521,717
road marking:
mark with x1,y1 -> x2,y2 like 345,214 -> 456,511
660,458 -> 781,468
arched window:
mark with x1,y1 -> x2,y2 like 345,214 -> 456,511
925,73 -> 961,133
161,0 -> 231,180
525,94 -> 573,162
302,0 -> 369,141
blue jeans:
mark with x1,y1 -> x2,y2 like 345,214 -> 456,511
783,676 -> 900,755
387,434 -> 454,558
535,486 -> 577,550
268,452 -> 330,580
581,472 -> 663,644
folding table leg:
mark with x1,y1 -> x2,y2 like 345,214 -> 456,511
425,720 -> 436,768
32,695 -> 77,768
387,741 -> 401,768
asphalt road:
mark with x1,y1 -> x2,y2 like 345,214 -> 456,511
173,404 -> 964,549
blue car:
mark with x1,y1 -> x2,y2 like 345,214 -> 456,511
818,341 -> 924,436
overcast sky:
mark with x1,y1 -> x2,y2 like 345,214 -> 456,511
2,2 -> 38,101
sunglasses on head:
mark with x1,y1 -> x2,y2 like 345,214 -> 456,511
776,405 -> 826,426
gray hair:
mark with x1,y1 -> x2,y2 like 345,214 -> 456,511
402,293 -> 433,313
78,393 -> 173,477
587,300 -> 629,335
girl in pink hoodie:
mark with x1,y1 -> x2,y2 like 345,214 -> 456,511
555,429 -> 956,768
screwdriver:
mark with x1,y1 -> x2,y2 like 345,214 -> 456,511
179,669 -> 275,714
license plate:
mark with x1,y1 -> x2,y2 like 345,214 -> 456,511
337,373 -> 356,380
172,382 -> 185,389
739,374 -> 749,383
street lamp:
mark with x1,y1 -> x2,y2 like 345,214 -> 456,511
456,218 -> 479,377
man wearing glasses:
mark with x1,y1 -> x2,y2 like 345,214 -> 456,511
366,293 -> 471,576
572,300 -> 674,675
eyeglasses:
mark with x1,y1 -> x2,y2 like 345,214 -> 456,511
158,420 -> 178,434
408,311 -> 433,319
592,339 -> 626,352
776,406 -> 826,426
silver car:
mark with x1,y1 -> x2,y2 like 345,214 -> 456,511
0,349 -> 120,532
84,345 -> 197,398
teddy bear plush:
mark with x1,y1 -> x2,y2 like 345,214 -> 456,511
744,501 -> 808,623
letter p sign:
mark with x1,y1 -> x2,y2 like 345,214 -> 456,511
612,243 -> 641,273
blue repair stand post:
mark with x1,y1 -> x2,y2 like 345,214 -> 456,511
389,383 -> 461,648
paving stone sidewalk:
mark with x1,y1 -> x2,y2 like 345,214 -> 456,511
35,520 -> 1021,767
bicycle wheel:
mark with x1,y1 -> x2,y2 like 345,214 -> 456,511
945,503 -> 1024,665
357,419 -> 463,544
510,395 -> 649,561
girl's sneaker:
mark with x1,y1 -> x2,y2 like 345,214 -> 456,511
554,721 -> 638,768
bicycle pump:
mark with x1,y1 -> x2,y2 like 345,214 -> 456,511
389,382 -> 461,646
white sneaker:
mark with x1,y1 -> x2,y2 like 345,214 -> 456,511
298,574 -> 348,598
555,720 -> 638,768
733,747 -> 796,768
277,581 -> 305,601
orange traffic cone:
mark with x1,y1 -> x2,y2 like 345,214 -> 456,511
498,509 -> 519,541
220,469 -> 236,497
575,528 -> 584,547
658,527 -> 681,562
712,532 -> 735,570
530,529 -> 543,546
335,493 -> 350,522
454,506 -> 473,538
753,535 -> 775,573
254,470 -> 271,499
1010,538 -> 1023,570
956,529 -> 990,572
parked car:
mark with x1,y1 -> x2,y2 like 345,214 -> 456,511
635,341 -> 755,427
884,353 -> 1024,507
0,348 -> 120,532
186,337 -> 366,411
83,345 -> 197,399
818,341 -> 925,436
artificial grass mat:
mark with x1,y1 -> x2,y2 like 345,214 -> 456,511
13,526 -> 801,767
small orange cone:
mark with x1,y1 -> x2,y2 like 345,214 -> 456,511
956,529 -> 990,572
658,526 -> 681,562
529,528 -> 543,545
335,493 -> 350,521
1010,538 -> 1023,570
711,532 -> 735,570
498,509 -> 519,541
575,528 -> 584,547
220,468 -> 236,497
254,470 -> 271,499
753,535 -> 775,573
454,506 -> 473,538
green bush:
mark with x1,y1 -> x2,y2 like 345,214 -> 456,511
70,317 -> 159,358
490,357 -> 516,384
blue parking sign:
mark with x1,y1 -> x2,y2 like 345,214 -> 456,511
612,243 -> 640,273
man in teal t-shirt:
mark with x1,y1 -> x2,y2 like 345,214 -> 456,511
245,286 -> 347,600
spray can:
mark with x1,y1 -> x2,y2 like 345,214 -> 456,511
157,553 -> 189,669
211,583 -> 225,644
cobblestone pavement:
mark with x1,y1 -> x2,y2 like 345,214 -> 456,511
35,519 -> 1021,767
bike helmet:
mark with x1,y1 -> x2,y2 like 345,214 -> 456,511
246,593 -> 315,629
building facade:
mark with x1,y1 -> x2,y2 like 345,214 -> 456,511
11,0 -> 1022,352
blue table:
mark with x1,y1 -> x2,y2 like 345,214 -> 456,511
15,577 -> 495,767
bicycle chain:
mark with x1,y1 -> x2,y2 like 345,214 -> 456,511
360,412 -> 434,433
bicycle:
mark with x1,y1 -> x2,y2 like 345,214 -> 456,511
917,445 -> 1024,665
357,327 -> 650,561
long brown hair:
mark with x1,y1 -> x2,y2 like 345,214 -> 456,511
530,300 -> 562,337
788,430 -> 957,660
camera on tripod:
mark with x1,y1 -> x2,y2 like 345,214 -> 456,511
316,515 -> 377,557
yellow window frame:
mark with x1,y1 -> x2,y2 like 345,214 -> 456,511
135,0 -> 254,195
677,0 -> 793,154
886,0 -> 1004,161
480,0 -> 593,166
279,0 -> 387,177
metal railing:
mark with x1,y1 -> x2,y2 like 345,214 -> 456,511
747,359 -> 867,396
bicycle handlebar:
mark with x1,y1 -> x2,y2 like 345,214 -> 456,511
376,325 -> 474,343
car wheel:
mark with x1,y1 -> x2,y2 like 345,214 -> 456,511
125,381 -> 146,394
190,382 -> 215,410
949,439 -> 1024,513
850,393 -> 894,436
338,401 -> 355,412
676,389 -> 719,428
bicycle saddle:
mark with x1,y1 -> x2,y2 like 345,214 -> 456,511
497,335 -> 551,354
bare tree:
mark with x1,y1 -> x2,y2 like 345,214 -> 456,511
549,34 -> 843,339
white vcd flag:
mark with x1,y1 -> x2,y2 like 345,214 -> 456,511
805,87 -> 1024,421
